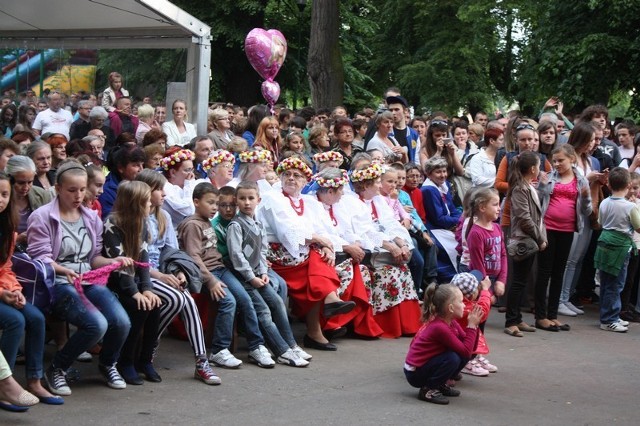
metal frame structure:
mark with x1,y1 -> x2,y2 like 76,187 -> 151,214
0,0 -> 212,133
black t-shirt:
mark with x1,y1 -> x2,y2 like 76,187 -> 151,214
393,127 -> 408,149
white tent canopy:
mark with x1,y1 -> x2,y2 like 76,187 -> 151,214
0,0 -> 211,133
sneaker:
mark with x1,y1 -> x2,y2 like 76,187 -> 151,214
248,345 -> 276,368
477,356 -> 498,373
99,364 -> 126,389
557,303 -> 578,317
439,383 -> 461,397
45,366 -> 72,396
461,360 -> 489,377
277,349 -> 309,367
600,322 -> 628,332
292,345 -> 313,361
616,318 -> 630,327
418,387 -> 449,405
194,358 -> 221,385
564,301 -> 584,315
209,349 -> 243,369
76,351 -> 92,362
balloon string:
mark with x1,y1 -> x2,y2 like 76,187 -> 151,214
72,261 -> 150,308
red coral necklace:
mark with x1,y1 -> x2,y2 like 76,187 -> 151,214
284,192 -> 304,216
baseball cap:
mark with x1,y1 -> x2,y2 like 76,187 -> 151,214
386,95 -> 408,108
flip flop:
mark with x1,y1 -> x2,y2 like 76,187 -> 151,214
504,327 -> 523,337
0,401 -> 30,413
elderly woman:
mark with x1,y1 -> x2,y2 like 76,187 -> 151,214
227,149 -> 273,194
208,109 -> 235,149
84,107 -> 115,150
308,126 -> 331,157
6,156 -> 53,244
346,163 -> 422,337
366,111 -> 407,163
257,156 -> 356,351
47,134 -> 67,170
135,104 -> 157,144
421,157 -> 462,282
160,147 -> 205,230
332,118 -> 361,171
202,149 -> 235,189
25,141 -> 55,193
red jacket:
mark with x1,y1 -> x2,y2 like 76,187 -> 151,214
455,289 -> 492,355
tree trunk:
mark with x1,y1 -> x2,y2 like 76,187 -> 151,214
308,0 -> 344,109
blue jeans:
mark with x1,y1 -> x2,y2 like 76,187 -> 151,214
0,301 -> 45,379
599,254 -> 630,324
404,351 -> 468,389
268,269 -> 288,302
51,284 -> 131,370
210,268 -> 264,353
408,248 -> 424,293
561,221 -> 592,304
243,276 -> 296,356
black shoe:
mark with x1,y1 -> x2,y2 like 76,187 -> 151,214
418,388 -> 449,405
323,326 -> 347,340
303,335 -> 337,351
118,364 -> 143,385
138,363 -> 162,383
439,384 -> 461,397
323,301 -> 356,318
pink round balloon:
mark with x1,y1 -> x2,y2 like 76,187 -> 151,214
261,80 -> 280,106
244,28 -> 288,81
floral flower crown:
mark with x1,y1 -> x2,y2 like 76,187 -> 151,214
313,170 -> 349,188
239,150 -> 272,163
313,151 -> 344,165
202,149 -> 235,171
350,163 -> 383,182
160,149 -> 195,171
276,156 -> 313,181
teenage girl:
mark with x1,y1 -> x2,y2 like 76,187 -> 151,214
103,181 -> 162,385
0,172 -> 62,405
504,151 -> 546,337
78,157 -> 106,218
536,145 -> 592,332
253,117 -> 282,166
135,169 -> 221,385
404,283 -> 483,405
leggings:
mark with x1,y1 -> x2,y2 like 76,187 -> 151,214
535,230 -> 574,320
152,280 -> 207,357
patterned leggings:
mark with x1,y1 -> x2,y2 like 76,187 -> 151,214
152,279 -> 207,357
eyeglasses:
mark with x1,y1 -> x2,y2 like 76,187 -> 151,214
181,168 -> 194,174
282,171 -> 306,179
218,204 -> 236,210
216,163 -> 233,169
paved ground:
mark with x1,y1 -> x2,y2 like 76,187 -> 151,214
5,303 -> 639,425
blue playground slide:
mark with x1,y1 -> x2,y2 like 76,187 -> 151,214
0,49 -> 57,92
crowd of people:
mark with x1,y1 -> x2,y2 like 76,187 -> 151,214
0,76 -> 639,411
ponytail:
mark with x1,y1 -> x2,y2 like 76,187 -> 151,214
421,283 -> 458,322
508,151 -> 540,198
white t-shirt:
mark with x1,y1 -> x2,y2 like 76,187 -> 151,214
33,108 -> 73,139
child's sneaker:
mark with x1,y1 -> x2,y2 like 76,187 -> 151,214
600,322 -> 628,332
418,387 -> 449,405
461,359 -> 489,376
292,345 -> 313,361
248,345 -> 275,368
209,349 -> 243,369
477,356 -> 498,373
439,383 -> 461,397
277,349 -> 309,367
194,358 -> 221,385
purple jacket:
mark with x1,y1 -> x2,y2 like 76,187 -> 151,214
27,197 -> 104,265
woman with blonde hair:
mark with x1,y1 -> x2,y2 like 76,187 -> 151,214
135,104 -> 157,144
162,100 -> 197,147
207,109 -> 234,150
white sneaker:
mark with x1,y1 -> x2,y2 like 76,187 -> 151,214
209,349 -> 243,369
461,360 -> 489,377
248,345 -> 275,368
600,322 -> 628,332
277,349 -> 309,367
76,351 -> 93,362
476,356 -> 498,373
616,318 -> 630,327
564,301 -> 584,315
292,345 -> 312,361
557,303 -> 578,317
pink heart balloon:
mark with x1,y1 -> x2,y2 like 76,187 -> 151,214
261,80 -> 281,106
245,28 -> 288,81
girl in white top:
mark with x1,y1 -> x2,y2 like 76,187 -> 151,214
162,100 -> 197,147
